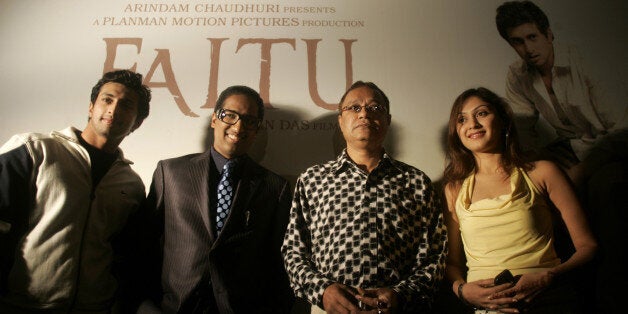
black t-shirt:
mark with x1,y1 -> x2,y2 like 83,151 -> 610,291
76,131 -> 118,193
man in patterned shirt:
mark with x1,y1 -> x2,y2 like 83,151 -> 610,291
282,81 -> 447,313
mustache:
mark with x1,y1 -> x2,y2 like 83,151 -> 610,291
354,121 -> 379,130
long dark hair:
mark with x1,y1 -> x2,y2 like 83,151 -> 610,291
443,87 -> 529,192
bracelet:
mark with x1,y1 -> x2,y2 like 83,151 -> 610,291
457,282 -> 476,308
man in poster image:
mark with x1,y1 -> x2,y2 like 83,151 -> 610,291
139,85 -> 294,313
0,70 -> 151,313
282,81 -> 447,314
496,1 -> 628,312
496,0 -> 627,187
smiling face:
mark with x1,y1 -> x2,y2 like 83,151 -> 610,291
507,22 -> 554,71
456,96 -> 504,154
83,82 -> 139,149
211,94 -> 259,159
338,86 -> 391,152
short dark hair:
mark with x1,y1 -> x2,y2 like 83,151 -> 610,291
338,81 -> 390,113
90,70 -> 151,131
496,1 -> 550,40
214,85 -> 265,121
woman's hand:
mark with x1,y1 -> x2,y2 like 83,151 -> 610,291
489,271 -> 554,312
461,279 -> 519,311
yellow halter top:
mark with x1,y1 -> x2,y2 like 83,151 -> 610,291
455,167 -> 561,282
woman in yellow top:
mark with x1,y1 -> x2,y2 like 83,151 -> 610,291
442,87 -> 597,313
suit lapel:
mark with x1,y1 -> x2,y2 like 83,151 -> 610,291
188,150 -> 215,239
235,158 -> 262,215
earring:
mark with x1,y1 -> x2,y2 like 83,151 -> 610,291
504,131 -> 510,148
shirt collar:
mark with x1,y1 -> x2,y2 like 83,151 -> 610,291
551,43 -> 569,69
331,148 -> 397,175
54,126 -> 132,164
210,147 -> 228,172
210,147 -> 245,173
524,42 -> 569,74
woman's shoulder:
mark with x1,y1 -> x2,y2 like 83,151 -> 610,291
443,181 -> 463,208
525,160 -> 565,190
526,160 -> 562,176
443,181 -> 459,195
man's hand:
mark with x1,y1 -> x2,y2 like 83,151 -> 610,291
322,283 -> 360,314
354,287 -> 399,313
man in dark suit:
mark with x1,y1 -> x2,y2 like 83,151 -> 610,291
139,86 -> 294,313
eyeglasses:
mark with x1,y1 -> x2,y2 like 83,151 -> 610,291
340,104 -> 386,115
216,108 -> 262,130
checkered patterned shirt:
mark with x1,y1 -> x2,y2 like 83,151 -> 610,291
282,150 -> 447,312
